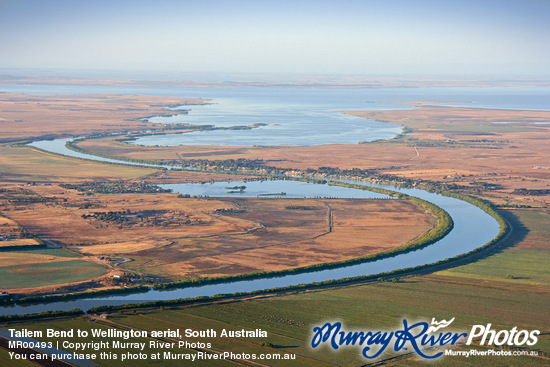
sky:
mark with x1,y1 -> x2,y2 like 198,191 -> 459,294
0,0 -> 549,77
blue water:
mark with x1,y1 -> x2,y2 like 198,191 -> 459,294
161,180 -> 390,199
1,85 -> 549,111
135,87 -> 550,146
3,85 -> 550,146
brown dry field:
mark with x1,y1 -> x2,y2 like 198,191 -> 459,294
0,93 -> 207,142
0,181 -> 433,281
342,104 -> 550,206
0,214 -> 19,234
120,198 -> 433,279
77,103 -> 550,207
0,183 -> 252,247
141,170 -> 257,184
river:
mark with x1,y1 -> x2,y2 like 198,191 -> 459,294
2,84 -> 538,315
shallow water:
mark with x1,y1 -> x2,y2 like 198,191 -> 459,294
4,85 -> 550,146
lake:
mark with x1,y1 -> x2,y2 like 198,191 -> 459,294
3,85 -> 550,146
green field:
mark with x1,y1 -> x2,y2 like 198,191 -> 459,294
436,209 -> 550,286
435,248 -> 550,285
0,260 -> 106,289
0,348 -> 36,367
8,248 -> 79,258
10,274 -> 548,366
391,348 -> 549,367
0,146 -> 154,182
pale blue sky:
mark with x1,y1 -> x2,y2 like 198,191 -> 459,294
0,0 -> 548,76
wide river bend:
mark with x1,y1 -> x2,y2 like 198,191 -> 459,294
0,138 -> 501,316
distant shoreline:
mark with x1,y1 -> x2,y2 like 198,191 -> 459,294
2,73 -> 550,89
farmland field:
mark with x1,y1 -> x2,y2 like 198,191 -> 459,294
0,348 -> 35,367
11,256 -> 549,365
0,146 -> 155,182
436,209 -> 550,286
0,259 -> 106,289
120,198 -> 434,279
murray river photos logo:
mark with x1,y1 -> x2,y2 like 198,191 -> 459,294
310,318 -> 540,360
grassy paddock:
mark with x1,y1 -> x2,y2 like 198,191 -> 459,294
7,275 -> 548,366
7,248 -> 79,258
0,260 -> 106,289
436,209 -> 550,286
0,348 -> 37,367
0,146 -> 155,181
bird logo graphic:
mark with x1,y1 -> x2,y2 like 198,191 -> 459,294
427,317 -> 456,333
